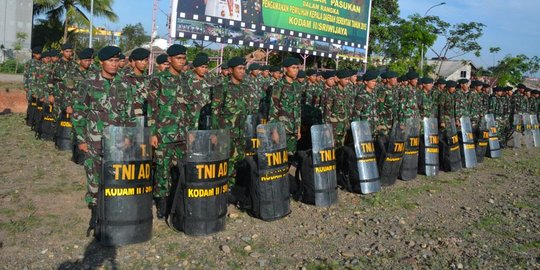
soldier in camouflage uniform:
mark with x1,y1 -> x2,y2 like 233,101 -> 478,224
304,69 -> 322,109
439,80 -> 458,131
268,57 -> 301,155
155,54 -> 170,73
73,46 -> 141,234
148,44 -> 189,218
513,84 -> 529,114
351,70 -> 379,134
323,69 -> 353,146
269,65 -> 283,83
488,87 -> 507,142
220,63 -> 230,77
417,77 -> 437,119
468,80 -> 486,129
50,44 -> 78,115
260,65 -> 271,84
246,63 -> 261,85
24,47 -> 42,125
400,71 -> 420,120
454,79 -> 472,127
124,48 -> 151,123
183,53 -> 215,130
375,71 -> 401,137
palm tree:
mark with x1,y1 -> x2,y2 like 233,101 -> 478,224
33,0 -> 118,44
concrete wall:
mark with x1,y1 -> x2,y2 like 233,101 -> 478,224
446,65 -> 473,81
0,0 -> 33,51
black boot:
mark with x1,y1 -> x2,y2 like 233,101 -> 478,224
154,197 -> 168,219
86,204 -> 97,237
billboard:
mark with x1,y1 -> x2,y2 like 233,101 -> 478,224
171,0 -> 372,62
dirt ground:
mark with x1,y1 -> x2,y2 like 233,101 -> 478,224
0,79 -> 26,114
0,113 -> 539,270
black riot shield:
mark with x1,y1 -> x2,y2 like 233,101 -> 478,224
98,126 -> 153,246
523,114 -> 534,148
475,117 -> 489,163
376,122 -> 406,186
251,123 -> 290,221
32,100 -> 43,131
170,129 -> 230,236
419,117 -> 439,177
231,115 -> 259,208
351,121 -> 381,194
399,118 -> 420,181
55,112 -> 73,151
26,97 -> 38,126
511,114 -> 523,149
440,118 -> 462,172
485,114 -> 501,158
303,124 -> 338,207
244,115 -> 259,157
459,116 -> 477,168
38,103 -> 56,141
530,114 -> 540,147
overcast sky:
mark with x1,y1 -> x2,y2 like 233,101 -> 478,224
94,0 -> 540,71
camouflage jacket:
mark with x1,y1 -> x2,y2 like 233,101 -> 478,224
399,85 -> 419,120
375,84 -> 401,135
213,76 -> 251,140
488,95 -> 506,118
183,71 -> 214,130
323,85 -> 352,135
468,91 -> 485,122
23,59 -> 40,95
268,78 -> 302,135
73,73 -> 138,144
122,69 -> 150,117
352,86 -> 378,130
416,89 -> 437,119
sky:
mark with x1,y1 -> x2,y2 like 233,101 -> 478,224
93,0 -> 540,72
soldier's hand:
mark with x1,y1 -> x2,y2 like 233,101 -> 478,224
79,143 -> 88,153
150,136 -> 158,148
297,128 -> 301,140
210,134 -> 218,145
123,138 -> 131,148
48,95 -> 54,103
66,106 -> 73,114
189,133 -> 195,144
271,129 -> 280,144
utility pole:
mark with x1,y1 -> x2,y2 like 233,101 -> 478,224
420,2 -> 445,76
149,0 -> 159,75
89,0 -> 94,48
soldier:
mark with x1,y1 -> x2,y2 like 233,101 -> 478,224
220,63 -> 230,77
51,44 -> 78,114
296,70 -> 306,85
24,47 -> 42,125
50,50 -> 60,63
183,53 -> 214,130
124,48 -> 151,121
269,65 -> 283,83
246,62 -> 261,85
468,80 -> 486,128
260,65 -> 270,83
400,71 -> 420,120
118,53 -> 127,70
74,46 -> 141,234
156,54 -> 170,73
304,69 -> 322,108
323,69 -> 353,146
417,77 -> 437,120
352,70 -> 379,133
514,84 -> 529,114
488,86 -> 507,143
454,79 -> 472,126
267,57 -> 301,155
439,80 -> 458,130
148,44 -> 189,218
375,71 -> 401,137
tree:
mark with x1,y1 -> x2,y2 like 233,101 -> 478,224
32,17 -> 64,49
491,54 -> 530,86
119,23 -> 150,51
12,32 -> 28,73
33,0 -> 118,44
489,46 -> 501,66
368,0 -> 401,57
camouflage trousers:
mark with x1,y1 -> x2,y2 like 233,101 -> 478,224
83,141 -> 102,205
153,143 -> 184,198
229,138 -> 245,179
495,117 -> 509,142
286,135 -> 298,156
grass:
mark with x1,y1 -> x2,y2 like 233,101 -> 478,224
0,210 -> 39,233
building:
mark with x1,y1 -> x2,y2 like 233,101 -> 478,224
0,0 -> 33,62
427,59 -> 478,81
68,25 -> 122,47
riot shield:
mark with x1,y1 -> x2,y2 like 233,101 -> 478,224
170,129 -> 230,236
307,124 -> 338,207
26,97 -> 37,127
351,121 -> 381,194
38,103 -> 56,141
399,118 -> 420,181
485,114 -> 502,158
440,118 -> 462,172
475,117 -> 489,163
459,116 -> 477,168
511,114 -> 523,148
98,126 -> 153,246
55,112 -> 73,151
523,114 -> 534,148
244,115 -> 259,157
252,123 -> 290,221
530,114 -> 540,147
377,121 -> 406,186
420,117 -> 439,177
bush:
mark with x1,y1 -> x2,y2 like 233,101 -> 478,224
0,59 -> 24,74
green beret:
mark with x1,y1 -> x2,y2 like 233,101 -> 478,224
260,65 -> 269,71
470,80 -> 482,87
167,44 -> 187,56
420,77 -> 434,84
297,70 -> 306,79
517,83 -> 526,89
493,86 -> 504,92
397,75 -> 407,83
336,69 -> 350,79
348,69 -> 357,77
98,46 -> 121,61
41,51 -> 49,58
362,70 -> 379,81
482,83 -> 491,88
227,57 -> 246,68
130,48 -> 150,61
220,63 -> 228,69
435,78 -> 446,85
156,54 -> 168,64
269,65 -> 281,72
248,63 -> 261,71
457,79 -> 469,84
77,48 -> 94,60
322,70 -> 336,79
381,70 -> 398,79
118,53 -> 126,60
49,50 -> 59,57
445,80 -> 457,88
193,53 -> 209,67
532,90 -> 540,94
406,70 -> 419,80
32,46 -> 42,54
282,57 -> 300,67
505,86 -> 513,91
306,69 -> 317,76
61,43 -> 73,50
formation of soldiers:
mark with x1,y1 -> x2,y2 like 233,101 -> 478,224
23,43 -> 540,241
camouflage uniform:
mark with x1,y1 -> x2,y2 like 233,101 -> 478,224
352,86 -> 378,132
399,85 -> 419,120
375,84 -> 401,136
148,70 -> 188,198
323,85 -> 352,146
23,58 -> 41,99
183,71 -> 213,130
305,81 -> 324,109
268,78 -> 302,154
74,73 -> 140,205
51,58 -> 79,111
488,95 -> 506,141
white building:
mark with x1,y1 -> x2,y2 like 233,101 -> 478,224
427,59 -> 478,81
0,0 -> 33,62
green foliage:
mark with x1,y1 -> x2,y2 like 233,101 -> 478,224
0,59 -> 24,74
491,54 -> 533,86
119,23 -> 150,51
368,0 -> 400,57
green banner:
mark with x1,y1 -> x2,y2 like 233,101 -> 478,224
261,0 -> 370,45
